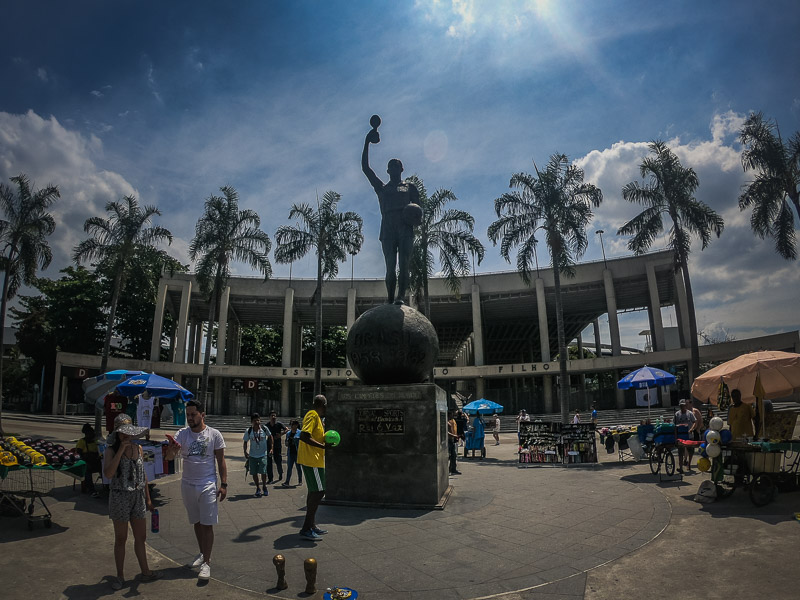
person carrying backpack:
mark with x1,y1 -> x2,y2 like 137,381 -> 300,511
243,413 -> 272,497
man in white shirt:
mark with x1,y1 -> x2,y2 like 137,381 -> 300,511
165,400 -> 228,581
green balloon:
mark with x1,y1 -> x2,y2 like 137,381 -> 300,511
324,430 -> 341,446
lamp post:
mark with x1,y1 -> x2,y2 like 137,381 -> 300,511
595,229 -> 607,269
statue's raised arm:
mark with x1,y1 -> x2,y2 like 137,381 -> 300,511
362,115 -> 383,192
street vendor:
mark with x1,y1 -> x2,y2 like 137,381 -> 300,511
727,389 -> 755,440
674,400 -> 696,470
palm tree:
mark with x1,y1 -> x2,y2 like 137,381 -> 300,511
190,186 -> 272,404
74,195 -> 172,433
406,176 -> 485,317
0,174 -> 59,435
738,112 -> 800,260
488,154 -> 602,424
617,140 -> 723,381
274,190 -> 363,395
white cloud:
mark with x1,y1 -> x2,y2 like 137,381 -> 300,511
0,110 -> 190,281
36,67 -> 49,82
574,111 -> 800,343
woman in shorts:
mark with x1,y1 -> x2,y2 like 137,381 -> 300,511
103,414 -> 161,590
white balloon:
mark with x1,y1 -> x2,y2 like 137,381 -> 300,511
709,416 -> 724,431
705,430 -> 721,445
706,443 -> 721,458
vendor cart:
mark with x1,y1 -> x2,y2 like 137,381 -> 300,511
711,440 -> 800,506
0,462 -> 85,530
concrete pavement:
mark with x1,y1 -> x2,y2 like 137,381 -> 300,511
1,413 -> 798,599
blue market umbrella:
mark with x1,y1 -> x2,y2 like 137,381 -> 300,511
462,399 -> 504,415
82,369 -> 147,410
116,373 -> 194,401
617,365 -> 676,419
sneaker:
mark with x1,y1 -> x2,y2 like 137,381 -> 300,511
311,526 -> 328,535
190,553 -> 204,568
110,577 -> 123,591
198,562 -> 211,580
281,482 -> 290,487
266,479 -> 274,484
264,487 -> 269,496
255,489 -> 262,497
299,529 -> 321,541
450,470 -> 462,475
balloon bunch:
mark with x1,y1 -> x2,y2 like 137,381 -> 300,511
696,417 -> 731,472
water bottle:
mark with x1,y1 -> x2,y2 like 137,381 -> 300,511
151,508 -> 159,533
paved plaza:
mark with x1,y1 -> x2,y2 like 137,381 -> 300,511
1,414 -> 798,599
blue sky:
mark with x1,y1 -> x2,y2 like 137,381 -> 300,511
1,0 -> 799,350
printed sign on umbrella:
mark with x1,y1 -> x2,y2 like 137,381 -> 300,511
617,365 -> 676,421
115,373 -> 194,401
82,369 -> 147,410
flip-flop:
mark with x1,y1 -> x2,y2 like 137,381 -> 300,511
110,577 -> 123,590
140,571 -> 162,582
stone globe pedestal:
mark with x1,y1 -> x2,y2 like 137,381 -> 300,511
325,304 -> 450,509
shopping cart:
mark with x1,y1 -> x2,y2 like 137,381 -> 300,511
0,466 -> 55,529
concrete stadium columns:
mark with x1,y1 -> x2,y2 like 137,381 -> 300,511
646,262 -> 665,352
470,283 -> 485,398
602,269 -> 624,409
535,277 -> 554,413
150,280 -> 168,361
281,287 -> 295,415
174,280 -> 192,364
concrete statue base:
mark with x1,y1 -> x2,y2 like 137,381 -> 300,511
325,383 -> 451,509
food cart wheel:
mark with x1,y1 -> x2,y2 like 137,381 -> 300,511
663,449 -> 676,476
649,447 -> 661,474
715,478 -> 736,499
749,473 -> 776,507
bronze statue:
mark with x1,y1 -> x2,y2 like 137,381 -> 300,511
272,554 -> 288,590
362,114 -> 421,305
303,557 -> 317,594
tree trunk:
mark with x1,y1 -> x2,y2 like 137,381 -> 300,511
96,268 -> 125,435
423,273 -> 431,319
314,243 -> 323,397
201,281 -> 219,410
552,265 -> 570,424
681,262 -> 700,382
0,264 -> 12,436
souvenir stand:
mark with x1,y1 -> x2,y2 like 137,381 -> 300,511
519,421 -> 597,466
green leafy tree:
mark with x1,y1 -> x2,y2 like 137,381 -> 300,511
738,112 -> 800,260
239,325 -> 283,367
11,267 -> 106,408
617,140 -> 723,380
406,176 -> 485,317
301,325 -> 348,369
275,190 -> 363,395
0,174 -> 59,434
191,186 -> 272,402
73,195 -> 172,432
488,154 -> 602,424
99,247 -> 188,359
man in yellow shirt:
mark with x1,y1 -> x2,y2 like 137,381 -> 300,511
298,394 -> 330,541
727,389 -> 755,440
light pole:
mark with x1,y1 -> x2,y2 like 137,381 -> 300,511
595,229 -> 607,269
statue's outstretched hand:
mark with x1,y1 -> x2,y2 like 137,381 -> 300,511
366,129 -> 380,144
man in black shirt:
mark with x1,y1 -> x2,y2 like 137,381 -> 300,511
265,411 -> 288,483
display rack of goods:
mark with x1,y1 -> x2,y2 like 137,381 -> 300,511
561,423 -> 598,464
519,421 -> 561,464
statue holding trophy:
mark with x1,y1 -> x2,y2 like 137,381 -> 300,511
361,114 -> 422,305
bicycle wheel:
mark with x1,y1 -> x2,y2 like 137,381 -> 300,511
749,473 -> 776,507
649,447 -> 661,474
663,449 -> 676,476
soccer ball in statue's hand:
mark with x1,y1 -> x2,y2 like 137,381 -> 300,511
403,203 -> 423,226
370,114 -> 381,129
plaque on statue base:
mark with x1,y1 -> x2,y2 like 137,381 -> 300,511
325,384 -> 451,509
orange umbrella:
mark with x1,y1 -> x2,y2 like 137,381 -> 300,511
691,351 -> 800,405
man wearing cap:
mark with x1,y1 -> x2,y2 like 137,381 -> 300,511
674,399 -> 696,471
164,400 -> 227,581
